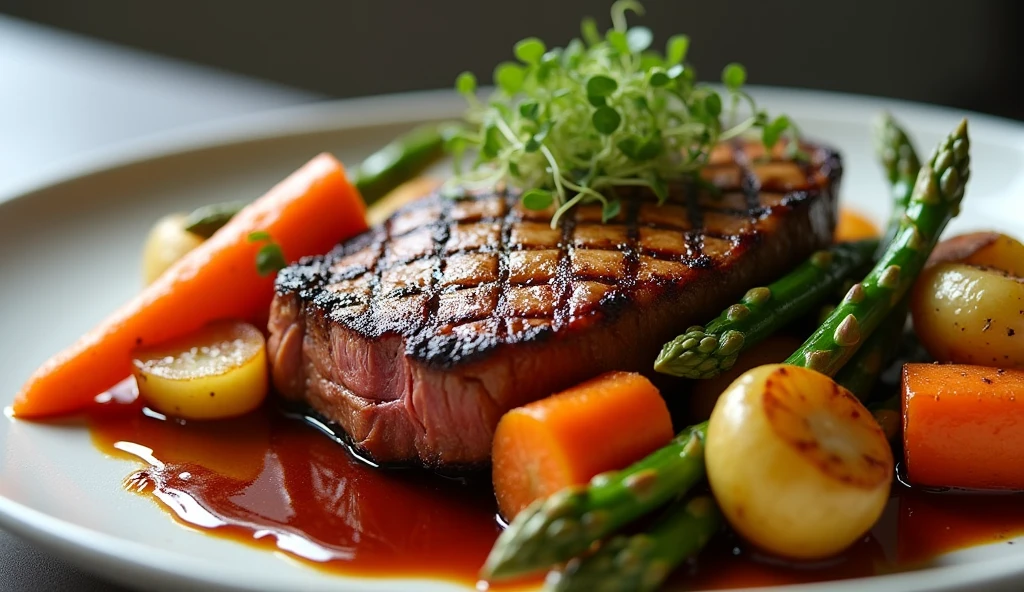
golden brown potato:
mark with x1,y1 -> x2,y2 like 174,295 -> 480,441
132,320 -> 268,420
141,213 -> 205,285
706,364 -> 893,560
927,231 -> 1024,276
911,262 -> 1024,368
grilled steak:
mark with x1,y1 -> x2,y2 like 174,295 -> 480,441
268,141 -> 841,467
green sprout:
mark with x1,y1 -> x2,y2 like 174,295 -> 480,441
447,0 -> 798,227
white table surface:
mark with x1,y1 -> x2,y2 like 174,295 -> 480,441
0,15 -> 317,591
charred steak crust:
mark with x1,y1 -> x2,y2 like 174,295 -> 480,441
269,141 -> 842,466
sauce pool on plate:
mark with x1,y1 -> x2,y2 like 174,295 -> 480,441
88,381 -> 1024,589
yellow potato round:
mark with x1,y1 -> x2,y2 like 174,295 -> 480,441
706,364 -> 893,560
132,320 -> 268,420
141,213 -> 205,285
911,262 -> 1024,368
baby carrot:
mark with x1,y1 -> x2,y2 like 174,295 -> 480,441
14,153 -> 366,418
903,363 -> 1024,489
491,371 -> 674,520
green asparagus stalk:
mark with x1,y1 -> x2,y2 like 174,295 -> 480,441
480,424 -> 707,580
873,113 -> 922,253
550,496 -> 721,592
352,123 -> 456,203
654,239 -> 878,379
785,118 -> 970,375
182,123 -> 456,237
834,302 -> 909,401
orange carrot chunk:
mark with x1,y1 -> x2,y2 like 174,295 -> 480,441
14,153 -> 367,418
903,363 -> 1024,489
491,371 -> 674,520
834,207 -> 880,243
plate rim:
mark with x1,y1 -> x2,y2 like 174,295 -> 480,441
3,86 -> 1024,592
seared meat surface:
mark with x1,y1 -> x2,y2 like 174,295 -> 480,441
268,141 -> 841,466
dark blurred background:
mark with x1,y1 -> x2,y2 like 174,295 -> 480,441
2,0 -> 1022,120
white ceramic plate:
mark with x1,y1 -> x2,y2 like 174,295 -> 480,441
2,88 -> 1024,592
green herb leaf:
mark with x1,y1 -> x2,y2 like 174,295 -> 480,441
626,26 -> 653,52
763,115 -> 791,149
665,34 -> 689,65
248,231 -> 287,276
722,63 -> 747,91
514,37 -> 546,65
494,62 -> 526,95
649,68 -> 670,87
606,30 -> 629,54
519,101 -> 540,119
581,17 -> 601,46
592,106 -> 622,135
586,75 -> 618,98
602,198 -> 622,222
704,93 -> 723,118
522,188 -> 554,210
456,71 -> 477,96
481,124 -> 503,158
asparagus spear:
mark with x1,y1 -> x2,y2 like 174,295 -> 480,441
785,118 -> 969,375
834,302 -> 909,401
480,424 -> 707,580
182,123 -> 456,237
874,113 -> 922,253
654,239 -> 878,379
550,496 -> 721,592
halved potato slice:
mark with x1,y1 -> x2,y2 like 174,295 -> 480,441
706,364 -> 893,559
132,320 -> 268,420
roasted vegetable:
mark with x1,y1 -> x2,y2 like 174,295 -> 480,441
352,123 -> 452,204
784,119 -> 970,376
654,239 -> 878,379
491,372 -> 673,520
706,364 -> 892,559
834,208 -> 880,243
132,320 -> 267,420
911,262 -> 1024,368
480,424 -> 707,580
14,153 -> 366,418
551,496 -> 721,592
903,364 -> 1024,489
873,112 -> 921,253
834,302 -> 909,402
141,213 -> 206,285
927,231 -> 1024,275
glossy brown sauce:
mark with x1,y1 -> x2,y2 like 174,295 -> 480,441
88,381 -> 1024,589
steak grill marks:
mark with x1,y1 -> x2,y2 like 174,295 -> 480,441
276,141 -> 841,370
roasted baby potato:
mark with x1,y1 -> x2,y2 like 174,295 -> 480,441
927,231 -> 1024,277
132,320 -> 268,420
141,213 -> 205,285
706,364 -> 893,559
911,262 -> 1024,368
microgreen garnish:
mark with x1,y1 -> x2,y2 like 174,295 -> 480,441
447,0 -> 798,227
248,231 -> 287,276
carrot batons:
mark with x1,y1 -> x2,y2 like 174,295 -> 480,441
491,371 -> 674,520
14,153 -> 367,418
834,208 -> 880,243
903,364 -> 1024,489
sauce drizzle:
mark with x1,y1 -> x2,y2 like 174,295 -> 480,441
87,381 -> 1024,589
